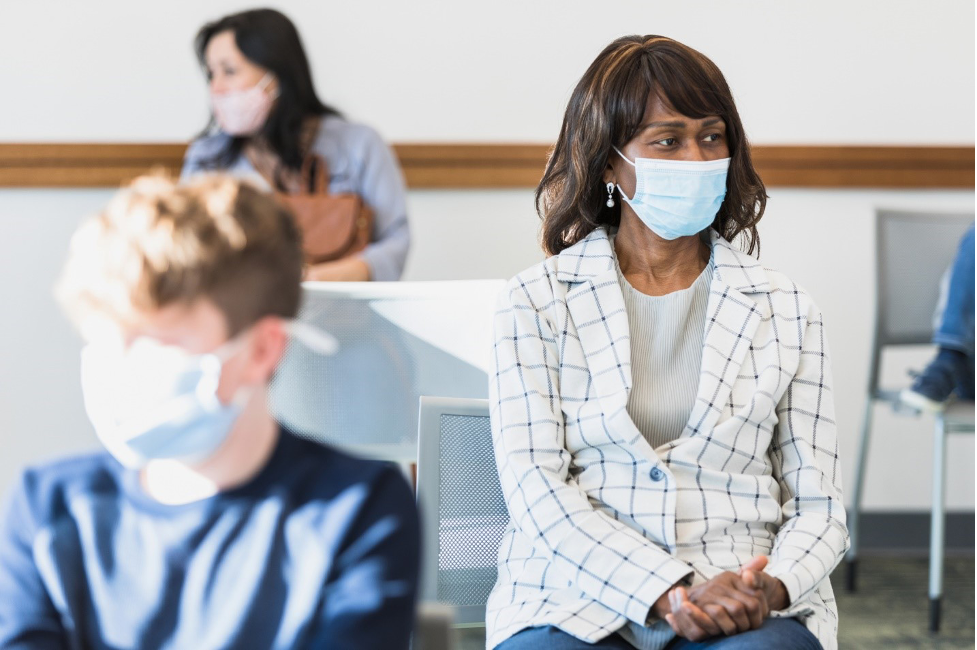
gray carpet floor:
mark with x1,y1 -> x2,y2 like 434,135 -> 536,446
456,555 -> 975,649
832,555 -> 975,649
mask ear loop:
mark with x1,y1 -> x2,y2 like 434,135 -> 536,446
286,320 -> 339,355
612,146 -> 636,203
613,146 -> 635,166
210,331 -> 251,364
256,72 -> 281,100
207,321 -> 338,410
210,317 -> 339,363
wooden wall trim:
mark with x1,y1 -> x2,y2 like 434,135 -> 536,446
0,143 -> 972,189
750,146 -> 974,189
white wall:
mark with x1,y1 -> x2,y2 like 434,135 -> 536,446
0,0 -> 973,143
0,0 -> 974,511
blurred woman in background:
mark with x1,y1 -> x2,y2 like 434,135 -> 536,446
181,8 -> 410,282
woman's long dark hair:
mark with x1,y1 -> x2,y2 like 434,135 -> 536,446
538,35 -> 767,256
194,8 -> 339,172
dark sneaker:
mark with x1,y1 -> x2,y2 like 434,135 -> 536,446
900,349 -> 966,412
956,353 -> 975,401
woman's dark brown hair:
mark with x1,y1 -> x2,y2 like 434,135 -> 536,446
538,35 -> 766,256
194,8 -> 340,173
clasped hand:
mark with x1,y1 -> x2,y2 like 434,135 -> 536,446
653,556 -> 789,642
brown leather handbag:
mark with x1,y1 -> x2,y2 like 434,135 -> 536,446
275,156 -> 373,265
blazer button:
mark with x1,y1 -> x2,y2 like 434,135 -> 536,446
650,467 -> 665,482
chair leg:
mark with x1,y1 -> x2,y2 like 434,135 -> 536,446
928,415 -> 947,633
846,399 -> 874,592
845,557 -> 858,594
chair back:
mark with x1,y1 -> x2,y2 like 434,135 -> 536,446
416,397 -> 506,625
869,210 -> 974,395
270,280 -> 504,461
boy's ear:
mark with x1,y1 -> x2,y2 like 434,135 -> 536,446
246,316 -> 289,384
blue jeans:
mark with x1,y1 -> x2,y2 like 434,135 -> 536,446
934,223 -> 975,358
496,618 -> 822,650
666,618 -> 821,649
933,225 -> 974,399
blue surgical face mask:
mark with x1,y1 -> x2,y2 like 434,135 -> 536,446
80,333 -> 252,468
80,323 -> 337,469
614,147 -> 730,240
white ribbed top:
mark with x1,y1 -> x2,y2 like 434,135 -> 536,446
617,257 -> 712,450
614,255 -> 712,650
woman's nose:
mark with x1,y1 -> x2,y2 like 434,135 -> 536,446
684,143 -> 709,162
209,77 -> 227,95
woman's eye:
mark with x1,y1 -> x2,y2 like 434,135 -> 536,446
703,133 -> 723,142
656,137 -> 677,146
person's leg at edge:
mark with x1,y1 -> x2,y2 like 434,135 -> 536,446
496,626 -> 635,650
904,224 -> 976,409
664,617 -> 822,650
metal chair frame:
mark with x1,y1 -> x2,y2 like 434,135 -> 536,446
846,209 -> 975,633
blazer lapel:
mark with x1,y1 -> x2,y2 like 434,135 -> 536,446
558,230 -> 654,456
683,232 -> 770,438
564,272 -> 631,409
558,230 -> 630,407
556,228 -> 771,451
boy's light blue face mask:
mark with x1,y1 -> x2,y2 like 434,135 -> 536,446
614,147 -> 730,241
80,322 -> 337,469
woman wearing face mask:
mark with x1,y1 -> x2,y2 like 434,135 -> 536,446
487,36 -> 847,650
181,8 -> 409,282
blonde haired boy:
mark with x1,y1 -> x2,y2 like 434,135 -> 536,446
0,176 -> 420,649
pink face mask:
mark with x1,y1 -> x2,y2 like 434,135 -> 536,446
210,73 -> 278,136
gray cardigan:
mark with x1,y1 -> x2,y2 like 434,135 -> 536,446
181,115 -> 410,281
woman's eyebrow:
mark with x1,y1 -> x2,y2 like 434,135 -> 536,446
639,120 -> 686,131
639,117 -> 724,131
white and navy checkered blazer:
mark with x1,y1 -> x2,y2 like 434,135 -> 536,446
487,227 -> 848,650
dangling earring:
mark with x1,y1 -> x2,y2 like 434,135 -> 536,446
605,182 -> 615,208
